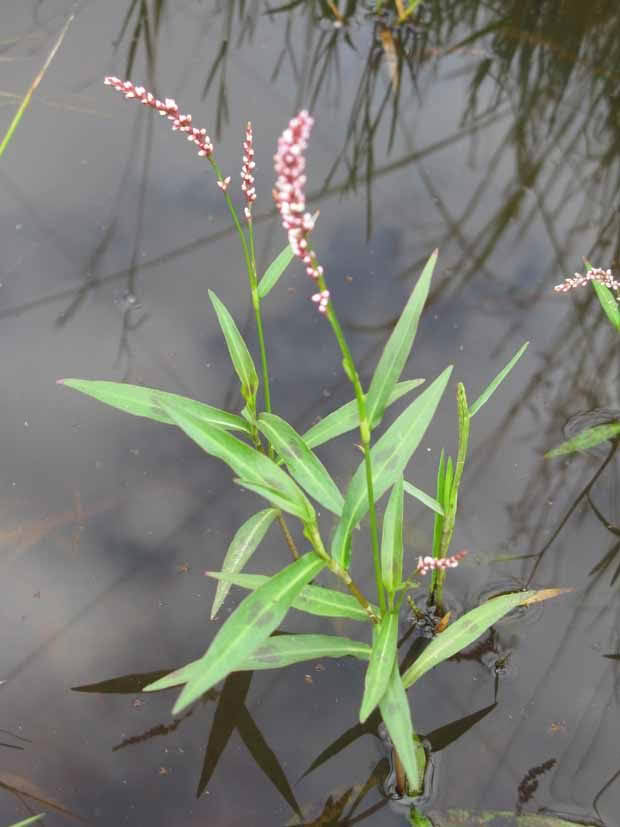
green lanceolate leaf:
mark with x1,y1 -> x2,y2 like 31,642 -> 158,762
545,421 -> 620,458
592,279 -> 620,331
381,477 -> 405,594
402,589 -> 569,689
302,379 -> 424,450
438,383 -> 469,561
403,481 -> 444,516
258,413 -> 344,515
205,571 -> 374,622
58,379 -> 249,433
158,397 -> 315,523
211,508 -> 279,619
379,664 -> 423,793
331,366 -> 452,567
360,611 -> 399,722
208,290 -> 259,409
366,250 -> 437,429
469,341 -> 529,417
145,552 -> 325,713
257,244 -> 295,299
431,450 -> 446,558
8,817 -> 46,827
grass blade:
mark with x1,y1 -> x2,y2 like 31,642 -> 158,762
545,422 -> 620,458
360,612 -> 398,722
8,818 -> 46,827
469,341 -> 529,417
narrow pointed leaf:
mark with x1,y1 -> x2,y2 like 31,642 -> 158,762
545,422 -> 620,458
402,589 -> 568,689
144,552 -> 325,712
234,478 -> 314,521
469,341 -> 529,417
404,480 -> 443,516
241,634 -> 371,668
208,290 -> 259,406
592,279 -> 620,331
381,478 -> 404,593
258,413 -> 344,515
366,250 -> 437,428
206,571 -> 374,621
431,451 -> 446,558
257,244 -> 295,298
157,397 -> 314,523
360,612 -> 398,722
331,366 -> 452,567
303,379 -> 424,449
8,817 -> 46,827
59,379 -> 249,432
379,664 -> 422,792
211,508 -> 279,619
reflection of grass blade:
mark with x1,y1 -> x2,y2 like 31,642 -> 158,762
0,11 -> 76,159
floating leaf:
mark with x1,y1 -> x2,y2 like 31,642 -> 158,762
469,341 -> 529,417
145,552 -> 325,713
258,413 -> 344,515
379,665 -> 423,793
360,612 -> 398,722
331,367 -> 452,567
403,480 -> 444,516
210,509 -> 279,619
545,422 -> 620,458
206,571 -> 374,622
208,290 -> 259,409
381,478 -> 404,593
59,379 -> 249,432
366,250 -> 437,428
257,244 -> 295,299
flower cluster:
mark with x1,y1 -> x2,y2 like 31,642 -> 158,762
554,266 -> 620,298
103,77 -> 214,159
415,550 -> 468,576
273,111 -> 329,313
241,122 -> 256,220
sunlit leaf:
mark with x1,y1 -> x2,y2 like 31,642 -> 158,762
331,367 -> 452,567
205,571 -> 374,622
366,250 -> 437,429
379,664 -> 423,793
257,244 -> 295,299
403,480 -> 443,516
210,508 -> 279,619
402,589 -> 569,689
545,422 -> 620,458
59,379 -> 249,432
144,552 -> 325,713
469,341 -> 529,417
302,379 -> 424,450
431,450 -> 445,558
592,279 -> 620,331
7,817 -> 46,827
381,478 -> 404,593
208,290 -> 259,408
157,398 -> 315,523
258,413 -> 344,515
360,612 -> 398,722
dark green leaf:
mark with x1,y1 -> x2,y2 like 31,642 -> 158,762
257,244 -> 295,299
366,250 -> 437,428
59,379 -> 249,432
469,341 -> 529,417
360,612 -> 398,722
208,290 -> 259,408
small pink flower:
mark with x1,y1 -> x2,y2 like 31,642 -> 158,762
273,110 -> 315,259
554,266 -> 620,297
217,176 -> 231,192
241,122 -> 256,219
415,550 -> 468,576
104,77 -> 214,159
311,289 -> 330,314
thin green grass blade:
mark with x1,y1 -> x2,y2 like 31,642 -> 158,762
210,508 -> 279,619
359,612 -> 398,722
379,664 -> 423,792
303,379 -> 424,449
545,422 -> 620,458
381,477 -> 404,593
59,379 -> 249,432
157,397 -> 314,523
208,290 -> 259,408
206,571 -> 374,621
431,450 -> 445,558
366,250 -> 437,429
8,817 -> 46,827
331,366 -> 452,567
592,280 -> 620,331
469,341 -> 529,417
257,244 -> 295,298
145,552 -> 325,712
403,481 -> 443,516
258,413 -> 344,515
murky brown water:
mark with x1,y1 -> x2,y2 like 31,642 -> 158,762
1,1 -> 619,825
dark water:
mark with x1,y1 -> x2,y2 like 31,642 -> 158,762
1,1 -> 619,825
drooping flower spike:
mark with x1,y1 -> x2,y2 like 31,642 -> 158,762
554,266 -> 620,298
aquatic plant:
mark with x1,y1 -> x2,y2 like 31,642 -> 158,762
59,79 -> 567,802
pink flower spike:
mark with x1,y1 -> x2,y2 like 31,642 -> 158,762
311,289 -> 330,314
415,550 -> 468,575
241,121 -> 257,220
103,77 -> 214,160
554,266 -> 620,297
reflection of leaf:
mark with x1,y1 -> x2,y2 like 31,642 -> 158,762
424,703 -> 497,753
0,773 -> 84,822
72,670 -> 173,693
300,710 -> 381,779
